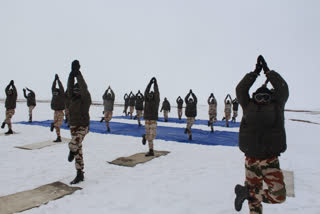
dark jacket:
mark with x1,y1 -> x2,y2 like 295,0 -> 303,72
135,92 -> 144,111
185,93 -> 197,117
67,72 -> 92,127
5,84 -> 17,110
161,99 -> 171,112
129,92 -> 136,107
103,89 -> 115,112
232,99 -> 239,111
176,97 -> 183,109
51,79 -> 65,111
236,71 -> 289,159
144,81 -> 160,120
24,89 -> 36,107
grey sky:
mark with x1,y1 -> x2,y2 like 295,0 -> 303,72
1,0 -> 319,108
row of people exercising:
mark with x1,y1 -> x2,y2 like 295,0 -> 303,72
1,55 -> 289,214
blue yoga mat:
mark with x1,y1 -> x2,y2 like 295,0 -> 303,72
18,120 -> 239,147
113,116 -> 240,128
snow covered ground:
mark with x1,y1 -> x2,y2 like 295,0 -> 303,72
0,102 -> 320,214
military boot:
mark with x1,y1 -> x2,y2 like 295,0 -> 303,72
5,129 -> 13,135
145,149 -> 154,157
70,170 -> 84,185
50,123 -> 54,132
234,184 -> 250,211
142,134 -> 146,145
1,122 -> 5,129
53,136 -> 62,142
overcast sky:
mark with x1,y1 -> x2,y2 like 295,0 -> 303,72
1,0 -> 319,109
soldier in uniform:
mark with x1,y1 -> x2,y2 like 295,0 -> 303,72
142,77 -> 160,156
223,94 -> 232,127
234,55 -> 288,214
128,91 -> 136,119
184,90 -> 197,140
123,93 -> 129,116
232,98 -> 239,122
101,86 -> 115,132
135,90 -> 144,126
1,80 -> 17,135
176,96 -> 183,120
208,93 -> 217,132
50,74 -> 65,142
160,97 -> 171,122
23,87 -> 36,123
67,60 -> 91,185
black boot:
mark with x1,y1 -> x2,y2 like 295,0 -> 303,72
107,127 -> 110,132
188,134 -> 192,140
100,117 -> 104,123
184,128 -> 188,134
5,129 -> 13,135
145,149 -> 154,157
50,123 -> 54,132
211,126 -> 214,133
70,170 -> 84,185
68,151 -> 77,162
142,134 -> 146,145
138,121 -> 141,127
53,136 -> 62,142
164,118 -> 168,122
222,117 -> 225,121
208,121 -> 211,127
29,116 -> 32,123
133,115 -> 137,120
234,184 -> 250,211
1,122 -> 5,129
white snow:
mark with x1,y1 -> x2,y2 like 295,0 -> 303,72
0,102 -> 320,214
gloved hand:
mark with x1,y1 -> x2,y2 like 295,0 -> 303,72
23,88 -> 26,92
190,89 -> 193,93
55,74 -> 59,80
10,80 -> 14,85
258,55 -> 270,73
254,61 -> 263,75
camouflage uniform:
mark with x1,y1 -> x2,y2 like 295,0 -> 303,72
29,106 -> 35,119
54,110 -> 64,136
69,126 -> 89,170
236,69 -> 289,213
224,102 -> 232,121
136,110 -> 143,123
104,111 -> 113,122
245,157 -> 286,214
4,82 -> 17,131
185,91 -> 197,138
4,109 -> 15,129
176,97 -> 183,120
186,117 -> 195,135
145,120 -> 157,150
208,96 -> 217,124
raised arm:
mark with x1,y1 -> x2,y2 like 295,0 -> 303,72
266,71 -> 289,106
52,79 -> 57,92
75,72 -> 88,95
110,88 -> 115,100
144,80 -> 153,97
191,93 -> 197,104
153,79 -> 160,102
185,92 -> 191,103
23,89 -> 28,98
57,79 -> 64,94
67,73 -> 75,98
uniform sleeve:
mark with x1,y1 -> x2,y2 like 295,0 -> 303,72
266,70 -> 289,107
236,72 -> 258,108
